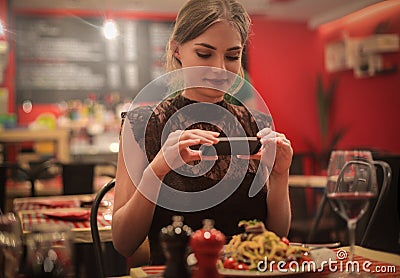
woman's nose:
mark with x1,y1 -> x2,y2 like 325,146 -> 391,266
212,56 -> 226,70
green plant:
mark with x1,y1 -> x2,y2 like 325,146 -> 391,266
308,74 -> 347,173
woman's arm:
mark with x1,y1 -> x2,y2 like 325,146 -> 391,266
265,170 -> 291,237
239,128 -> 292,237
112,125 -> 219,257
112,129 -> 160,257
263,130 -> 293,237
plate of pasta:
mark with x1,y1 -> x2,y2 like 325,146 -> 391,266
218,220 -> 320,276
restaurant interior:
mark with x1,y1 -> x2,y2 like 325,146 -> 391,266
0,0 -> 400,277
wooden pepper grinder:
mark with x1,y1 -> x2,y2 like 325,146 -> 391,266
190,219 -> 225,278
160,215 -> 192,278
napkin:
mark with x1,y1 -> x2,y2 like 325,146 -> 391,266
42,210 -> 90,221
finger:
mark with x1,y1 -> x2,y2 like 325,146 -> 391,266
260,135 -> 290,145
181,130 -> 220,144
257,128 -> 273,138
274,136 -> 291,146
200,154 -> 219,161
237,153 -> 261,160
178,138 -> 201,151
190,129 -> 220,138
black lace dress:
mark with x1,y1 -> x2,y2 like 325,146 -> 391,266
126,94 -> 273,264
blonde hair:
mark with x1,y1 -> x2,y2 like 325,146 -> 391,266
165,0 -> 251,75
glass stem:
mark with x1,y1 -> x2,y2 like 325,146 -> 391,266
347,219 -> 357,262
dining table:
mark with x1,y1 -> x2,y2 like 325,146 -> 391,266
122,245 -> 400,278
12,191 -> 128,277
13,192 -> 113,243
288,175 -> 327,188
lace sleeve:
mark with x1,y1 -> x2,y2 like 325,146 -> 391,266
123,106 -> 162,162
250,108 -> 273,131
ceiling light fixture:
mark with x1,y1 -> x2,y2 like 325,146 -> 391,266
103,19 -> 119,40
0,20 -> 5,37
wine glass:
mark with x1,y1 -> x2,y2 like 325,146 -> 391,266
326,150 -> 390,277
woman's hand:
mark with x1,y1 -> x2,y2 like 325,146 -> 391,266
149,129 -> 219,178
259,128 -> 293,176
238,128 -> 293,176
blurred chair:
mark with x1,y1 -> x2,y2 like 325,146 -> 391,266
0,162 -> 30,212
308,154 -> 400,253
306,193 -> 346,244
360,154 -> 400,254
30,159 -> 117,196
90,179 -> 150,277
90,179 -> 126,277
288,152 -> 335,243
290,186 -> 342,244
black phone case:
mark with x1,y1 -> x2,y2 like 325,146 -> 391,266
201,137 -> 261,156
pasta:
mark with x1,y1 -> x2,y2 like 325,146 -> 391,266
223,220 -> 311,270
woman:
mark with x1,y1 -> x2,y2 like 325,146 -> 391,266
112,0 -> 292,265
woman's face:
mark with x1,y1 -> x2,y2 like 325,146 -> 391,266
174,21 -> 243,102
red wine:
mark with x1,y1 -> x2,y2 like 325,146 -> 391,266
327,192 -> 376,220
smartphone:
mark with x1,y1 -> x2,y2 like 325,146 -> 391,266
201,137 -> 261,156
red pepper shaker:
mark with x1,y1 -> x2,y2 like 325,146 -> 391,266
190,219 -> 225,278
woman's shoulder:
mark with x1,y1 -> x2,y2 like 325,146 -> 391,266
125,97 -> 175,121
123,98 -> 176,141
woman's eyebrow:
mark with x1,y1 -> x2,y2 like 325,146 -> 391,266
195,43 -> 216,50
194,43 -> 242,51
226,46 -> 242,51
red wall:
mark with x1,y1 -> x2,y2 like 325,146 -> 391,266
247,2 -> 400,156
247,19 -> 320,154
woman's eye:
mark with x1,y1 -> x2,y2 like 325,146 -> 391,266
196,52 -> 211,58
226,56 -> 240,61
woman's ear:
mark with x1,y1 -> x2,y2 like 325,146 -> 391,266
170,40 -> 181,61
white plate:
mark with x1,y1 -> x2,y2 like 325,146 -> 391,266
219,248 -> 337,277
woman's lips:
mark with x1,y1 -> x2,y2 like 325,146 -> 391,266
203,78 -> 228,87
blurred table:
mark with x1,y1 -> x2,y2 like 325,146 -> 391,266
289,175 -> 327,188
13,194 -> 113,243
0,128 -> 71,162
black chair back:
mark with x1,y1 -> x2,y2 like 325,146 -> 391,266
90,179 -> 126,278
360,154 -> 400,254
308,154 -> 400,253
0,163 -> 30,211
90,179 -> 115,278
